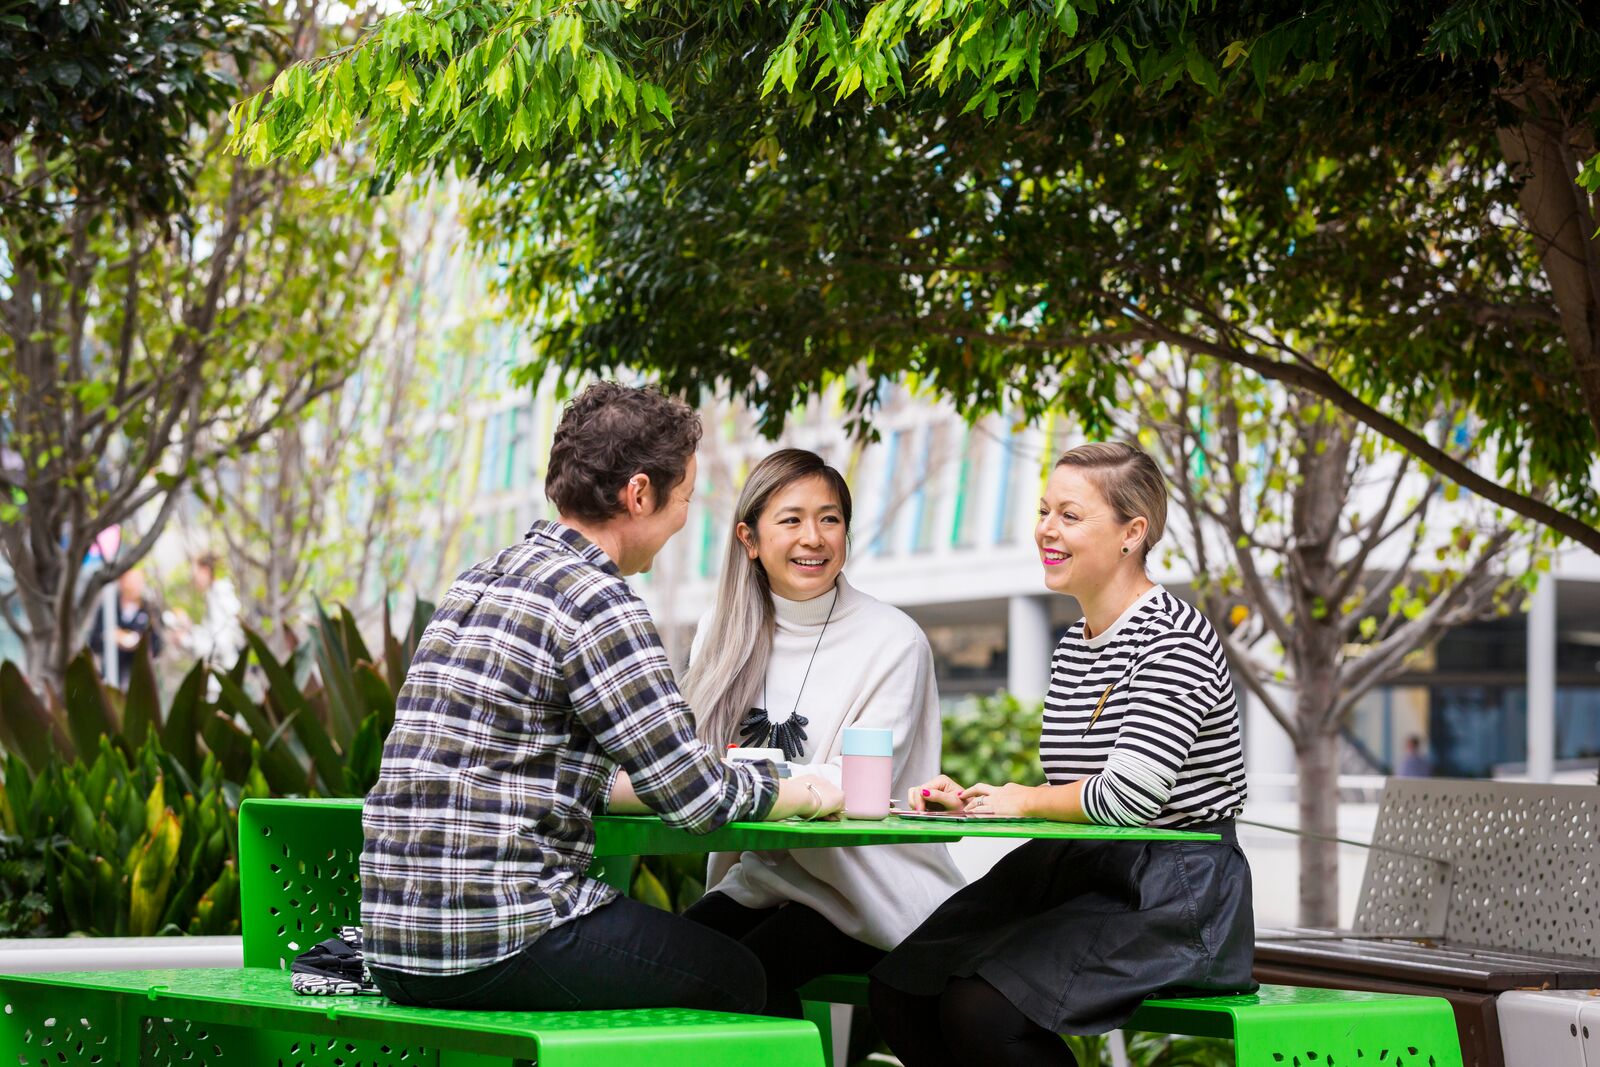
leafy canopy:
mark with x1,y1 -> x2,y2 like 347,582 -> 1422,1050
235,1 -> 1600,550
2,0 -> 266,236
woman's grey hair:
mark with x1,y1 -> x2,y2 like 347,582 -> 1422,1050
1055,442 -> 1167,564
683,449 -> 852,748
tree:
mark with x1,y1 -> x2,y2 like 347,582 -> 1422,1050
0,1 -> 401,688
187,193 -> 496,645
234,1 -> 1600,552
0,0 -> 265,239
1127,352 -> 1533,925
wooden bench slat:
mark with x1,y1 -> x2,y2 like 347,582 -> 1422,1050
1256,937 -> 1600,991
1258,927 -> 1600,970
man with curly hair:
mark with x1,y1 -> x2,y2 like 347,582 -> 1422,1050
362,382 -> 842,1014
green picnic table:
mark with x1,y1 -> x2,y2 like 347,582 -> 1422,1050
0,798 -> 1463,1067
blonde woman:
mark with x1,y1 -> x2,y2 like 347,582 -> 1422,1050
870,442 -> 1255,1066
681,448 -> 965,1017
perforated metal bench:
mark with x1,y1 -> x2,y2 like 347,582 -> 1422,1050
0,798 -> 823,1066
797,973 -> 1464,1067
1254,778 -> 1600,1067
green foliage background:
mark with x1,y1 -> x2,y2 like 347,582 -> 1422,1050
0,599 -> 431,937
940,692 -> 1047,789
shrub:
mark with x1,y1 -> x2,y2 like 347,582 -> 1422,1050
0,598 -> 432,937
941,691 -> 1047,788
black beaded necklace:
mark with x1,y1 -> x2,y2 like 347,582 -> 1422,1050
739,585 -> 839,761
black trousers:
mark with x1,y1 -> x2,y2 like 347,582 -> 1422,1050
869,975 -> 1078,1067
370,894 -> 764,1013
683,890 -> 885,1019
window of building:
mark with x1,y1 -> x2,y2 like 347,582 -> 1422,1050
912,424 -> 946,554
950,425 -> 984,549
870,430 -> 903,557
992,423 -> 1020,545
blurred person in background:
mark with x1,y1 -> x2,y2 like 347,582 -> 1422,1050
89,567 -> 163,686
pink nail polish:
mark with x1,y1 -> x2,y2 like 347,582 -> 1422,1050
921,789 -> 930,797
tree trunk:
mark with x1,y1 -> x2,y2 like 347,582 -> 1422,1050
1296,719 -> 1342,928
1494,72 -> 1600,441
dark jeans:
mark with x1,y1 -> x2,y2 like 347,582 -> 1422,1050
683,890 -> 885,1019
370,895 -> 765,1013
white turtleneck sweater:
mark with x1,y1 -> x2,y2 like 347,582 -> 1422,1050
691,575 -> 967,950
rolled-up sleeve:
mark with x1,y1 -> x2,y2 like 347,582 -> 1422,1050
562,592 -> 778,830
1080,639 -> 1218,826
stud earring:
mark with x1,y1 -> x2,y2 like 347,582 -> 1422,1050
1121,546 -> 1130,555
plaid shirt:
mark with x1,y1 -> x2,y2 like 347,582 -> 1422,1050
362,520 -> 778,976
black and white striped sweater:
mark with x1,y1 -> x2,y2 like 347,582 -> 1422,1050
1041,586 -> 1247,829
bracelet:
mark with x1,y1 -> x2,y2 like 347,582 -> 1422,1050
803,781 -> 824,821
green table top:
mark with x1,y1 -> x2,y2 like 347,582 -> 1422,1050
241,798 -> 1216,855
589,813 -> 1215,855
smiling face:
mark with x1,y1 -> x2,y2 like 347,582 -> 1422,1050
1035,465 -> 1147,597
737,473 -> 848,601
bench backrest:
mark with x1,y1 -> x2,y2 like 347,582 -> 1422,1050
238,797 -> 367,969
1352,778 -> 1600,957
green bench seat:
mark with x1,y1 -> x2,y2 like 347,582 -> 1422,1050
798,973 -> 1466,1067
0,966 -> 816,1065
0,797 -> 823,1066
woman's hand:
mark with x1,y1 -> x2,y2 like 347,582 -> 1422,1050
908,774 -> 968,812
960,782 -> 1038,817
771,774 -> 845,821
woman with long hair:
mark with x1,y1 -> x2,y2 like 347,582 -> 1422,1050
679,447 -> 966,1018
869,442 -> 1255,1066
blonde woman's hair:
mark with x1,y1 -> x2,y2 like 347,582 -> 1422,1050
1055,442 -> 1167,563
684,449 -> 852,748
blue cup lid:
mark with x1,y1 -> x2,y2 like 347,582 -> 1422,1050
842,726 -> 893,757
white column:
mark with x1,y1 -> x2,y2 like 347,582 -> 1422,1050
1245,685 -> 1298,803
1526,573 -> 1557,782
99,583 -> 119,685
1007,594 -> 1053,702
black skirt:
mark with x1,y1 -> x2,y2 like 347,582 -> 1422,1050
871,820 -> 1256,1034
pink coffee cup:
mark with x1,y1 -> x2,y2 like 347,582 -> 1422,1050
841,727 -> 893,820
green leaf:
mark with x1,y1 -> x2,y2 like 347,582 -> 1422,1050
249,627 -> 344,793
1185,49 -> 1220,94
1084,40 -> 1106,80
923,35 -> 953,83
311,601 -> 361,744
199,711 -> 250,785
0,661 -> 61,771
211,672 -> 308,795
353,662 -> 396,740
160,662 -> 207,781
121,635 -> 162,749
62,652 -> 118,761
341,711 -> 385,795
631,861 -> 672,911
338,607 -> 375,673
128,809 -> 181,936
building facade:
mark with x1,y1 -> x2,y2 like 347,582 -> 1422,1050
418,369 -> 1600,790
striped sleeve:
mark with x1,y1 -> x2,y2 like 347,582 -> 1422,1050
1080,635 -> 1223,827
561,592 -> 778,831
